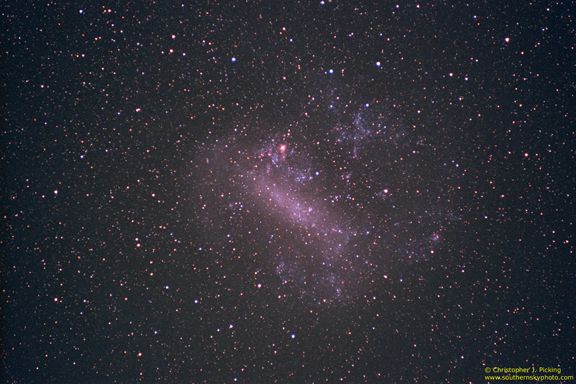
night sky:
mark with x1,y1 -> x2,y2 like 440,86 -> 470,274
2,1 -> 576,383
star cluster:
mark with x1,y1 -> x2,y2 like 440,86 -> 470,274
2,1 -> 575,383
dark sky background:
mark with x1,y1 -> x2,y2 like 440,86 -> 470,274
2,1 -> 575,383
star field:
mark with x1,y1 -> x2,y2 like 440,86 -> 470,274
2,1 -> 575,383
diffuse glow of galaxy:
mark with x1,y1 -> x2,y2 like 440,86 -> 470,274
190,96 -> 456,305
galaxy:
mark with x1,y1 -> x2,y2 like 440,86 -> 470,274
189,96 -> 457,307
2,1 -> 575,383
